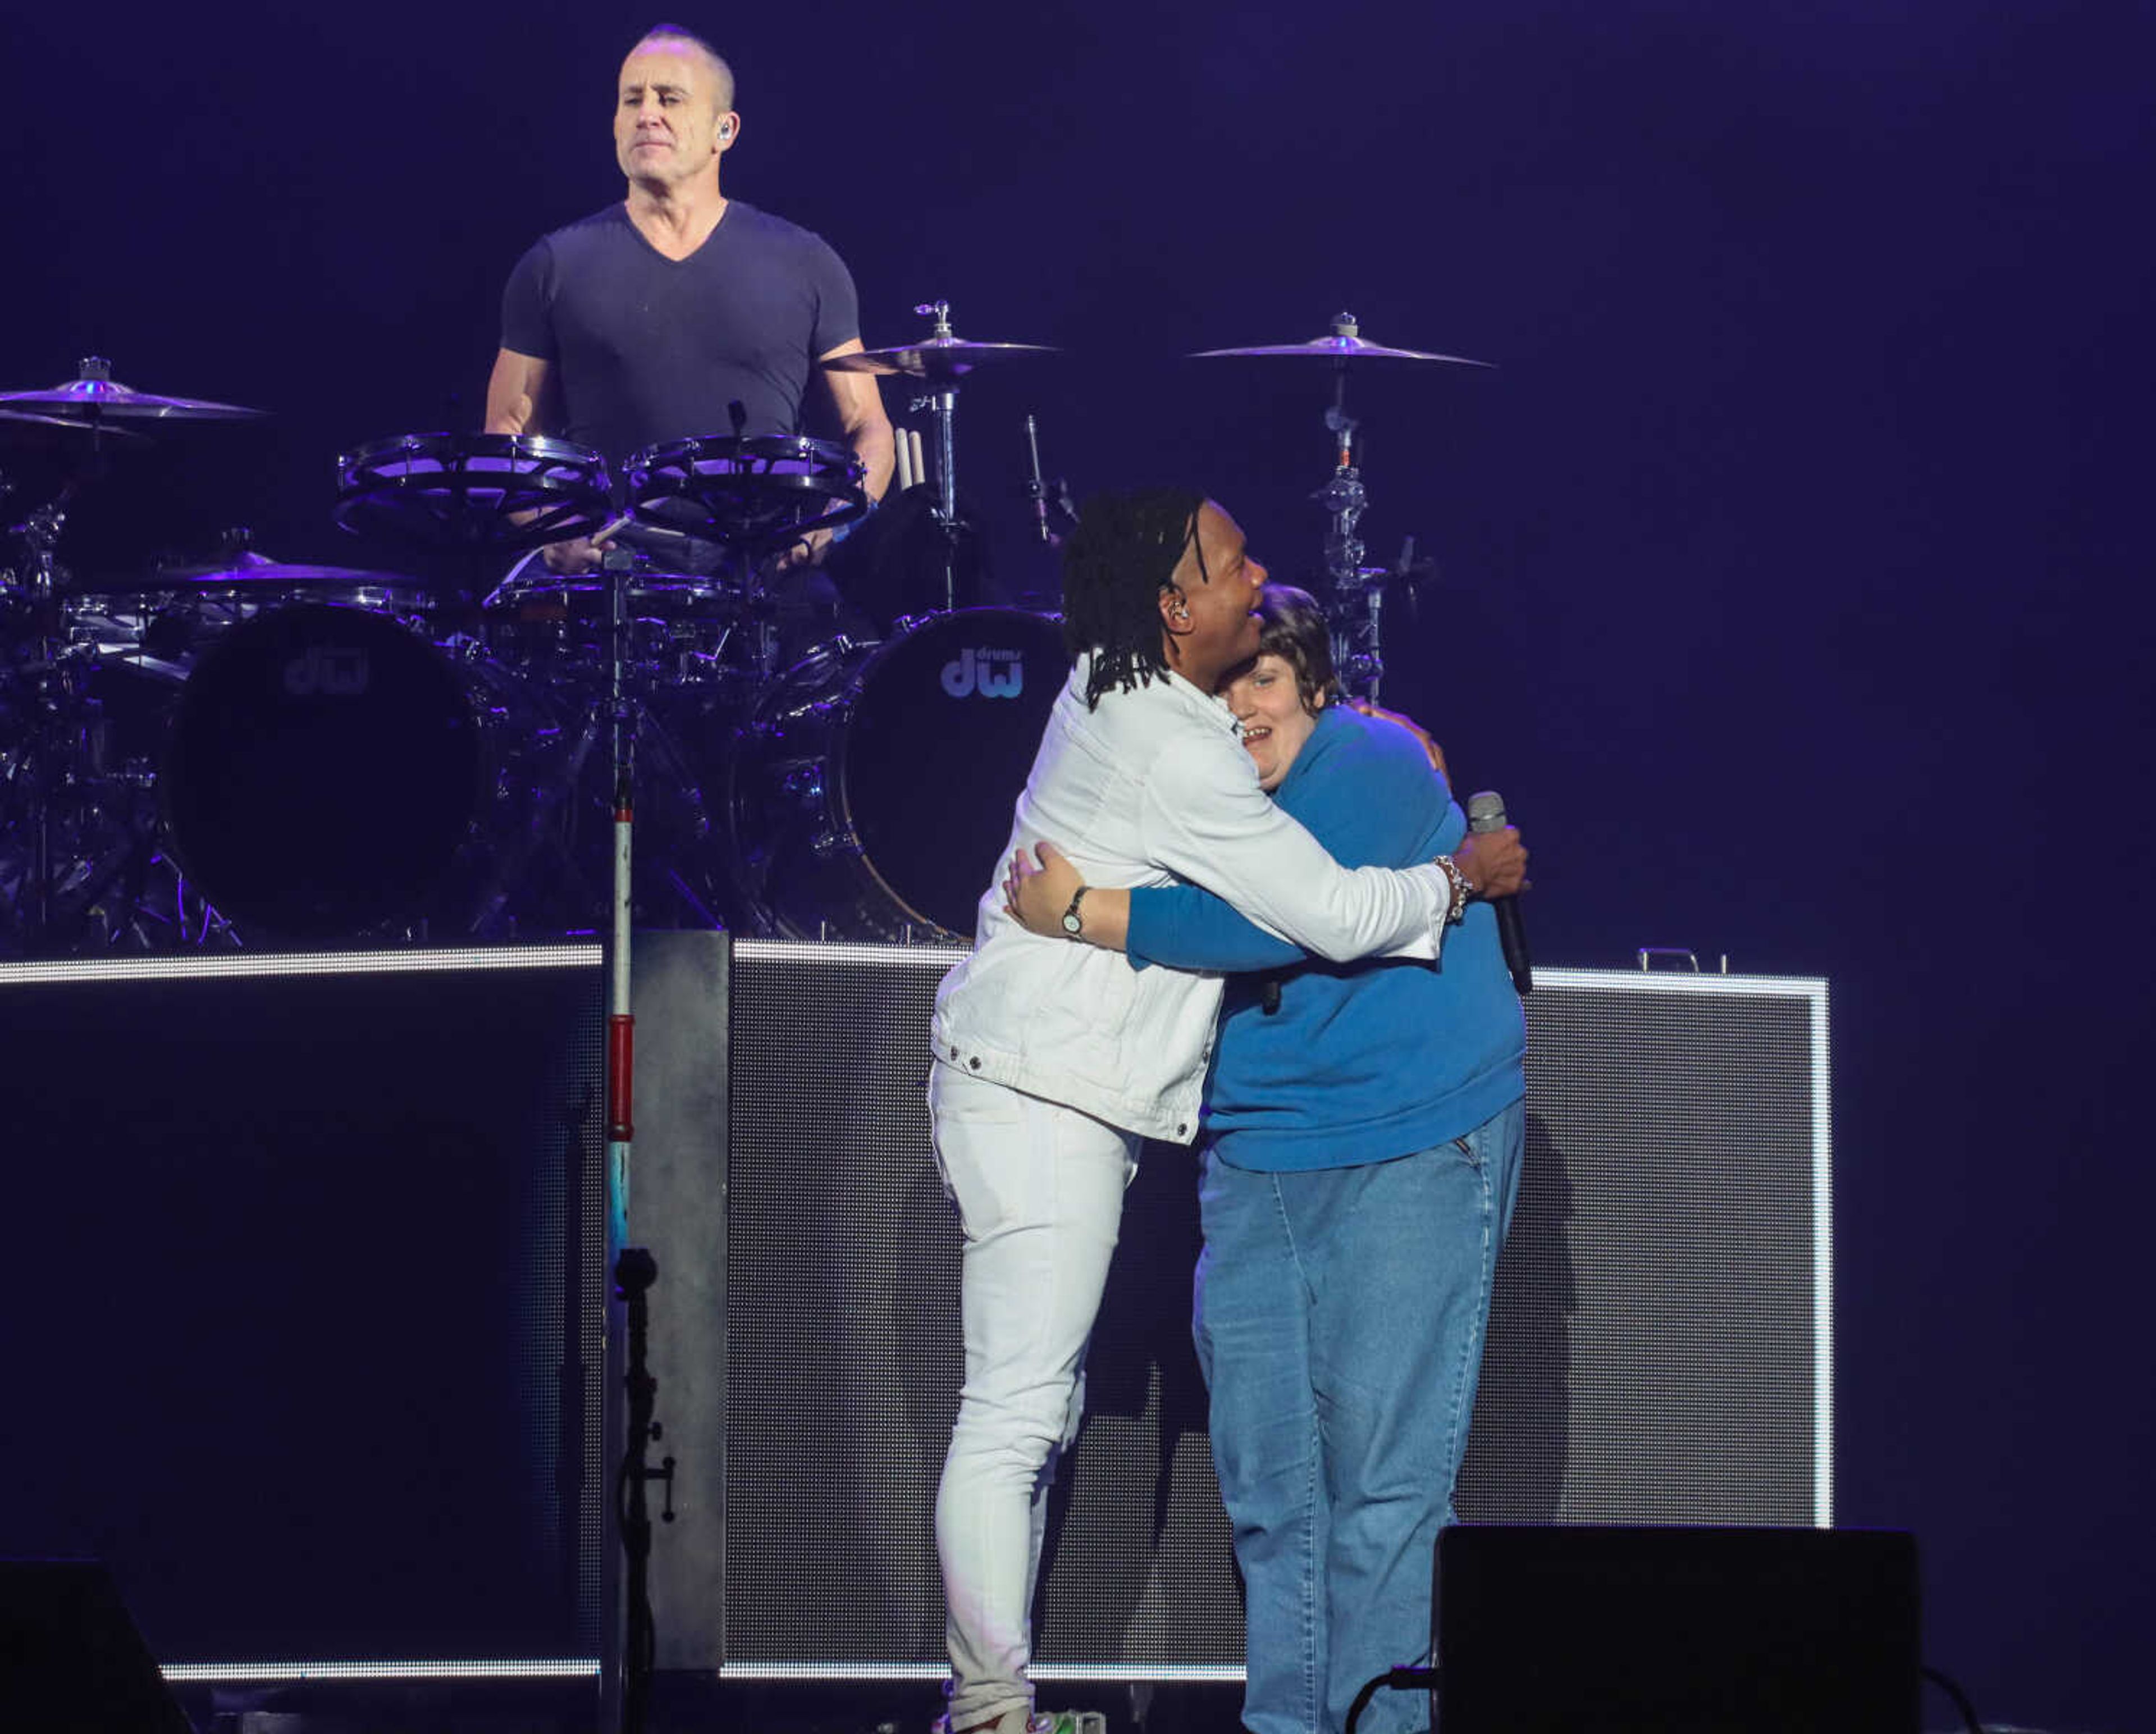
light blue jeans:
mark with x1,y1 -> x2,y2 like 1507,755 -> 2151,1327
1194,1098 -> 1525,1734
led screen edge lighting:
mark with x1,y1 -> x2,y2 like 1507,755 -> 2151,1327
717,1663 -> 1246,1683
733,937 -> 1831,998
1812,981 -> 1834,1527
734,937 -> 966,968
0,944 -> 603,986
161,1660 -> 600,1682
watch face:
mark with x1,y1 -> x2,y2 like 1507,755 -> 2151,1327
1061,914 -> 1081,933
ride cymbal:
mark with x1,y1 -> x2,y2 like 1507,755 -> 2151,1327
1191,313 -> 1488,368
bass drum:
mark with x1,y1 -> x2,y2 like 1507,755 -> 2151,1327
160,603 -> 556,938
729,608 -> 1068,941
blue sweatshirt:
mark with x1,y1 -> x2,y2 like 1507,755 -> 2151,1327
1125,705 -> 1525,1171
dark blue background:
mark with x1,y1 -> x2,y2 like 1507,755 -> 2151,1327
7,2 -> 2150,1724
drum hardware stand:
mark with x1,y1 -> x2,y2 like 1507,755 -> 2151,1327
1317,419 -> 1436,705
10,492 -> 70,939
543,701 -> 720,928
0,409 -> 260,955
827,301 -> 1058,615
1308,328 -> 1441,705
1021,413 -> 1080,548
1193,312 -> 1487,705
3,474 -> 108,950
1024,413 -> 1051,543
712,398 -> 787,681
0,358 -> 278,953
907,301 -> 966,612
737,543 -> 784,683
463,651 -> 721,937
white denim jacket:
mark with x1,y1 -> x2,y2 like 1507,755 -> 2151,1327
932,654 -> 1452,1141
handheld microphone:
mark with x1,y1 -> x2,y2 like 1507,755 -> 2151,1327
1467,790 -> 1532,997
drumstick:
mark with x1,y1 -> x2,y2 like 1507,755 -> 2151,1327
488,512 -> 632,604
894,424 -> 915,494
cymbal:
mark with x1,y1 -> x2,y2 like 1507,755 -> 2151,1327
1191,314 -> 1488,368
0,407 -> 148,440
144,559 -> 403,586
823,337 -> 1059,381
0,359 -> 268,421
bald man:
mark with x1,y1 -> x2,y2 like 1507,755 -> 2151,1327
485,22 -> 893,572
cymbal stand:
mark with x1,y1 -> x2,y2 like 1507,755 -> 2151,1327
1022,414 -> 1079,545
1308,321 -> 1436,705
1313,353 -> 1391,702
910,300 -> 963,612
6,472 -> 86,944
2,453 -> 240,956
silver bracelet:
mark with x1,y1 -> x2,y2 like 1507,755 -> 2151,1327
1433,853 -> 1473,924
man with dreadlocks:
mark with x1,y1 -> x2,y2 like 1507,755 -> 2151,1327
925,491 -> 1527,1734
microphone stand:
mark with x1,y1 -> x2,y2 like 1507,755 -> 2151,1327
598,541 -> 674,1733
614,1247 -> 671,1734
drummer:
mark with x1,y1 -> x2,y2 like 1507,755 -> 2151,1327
482,23 -> 894,574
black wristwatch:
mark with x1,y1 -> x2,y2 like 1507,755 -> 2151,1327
1061,886 -> 1090,938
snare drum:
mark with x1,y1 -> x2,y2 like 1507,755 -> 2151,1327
158,603 -> 558,937
626,433 -> 865,552
728,608 -> 1067,940
483,566 -> 750,690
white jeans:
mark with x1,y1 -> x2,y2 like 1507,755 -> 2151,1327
929,1060 -> 1140,1732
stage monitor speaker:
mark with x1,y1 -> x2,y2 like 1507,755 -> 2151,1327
1435,1525 -> 1919,1733
708,946 -> 1831,1678
0,946 -> 610,1676
0,1559 -> 194,1733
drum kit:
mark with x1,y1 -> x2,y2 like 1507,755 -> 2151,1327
0,312 -> 1483,958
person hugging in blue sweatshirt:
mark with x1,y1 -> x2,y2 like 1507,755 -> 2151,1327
1007,585 -> 1527,1734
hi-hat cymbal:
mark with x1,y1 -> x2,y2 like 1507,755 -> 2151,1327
823,337 -> 1059,381
1191,314 -> 1488,368
0,358 -> 268,421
